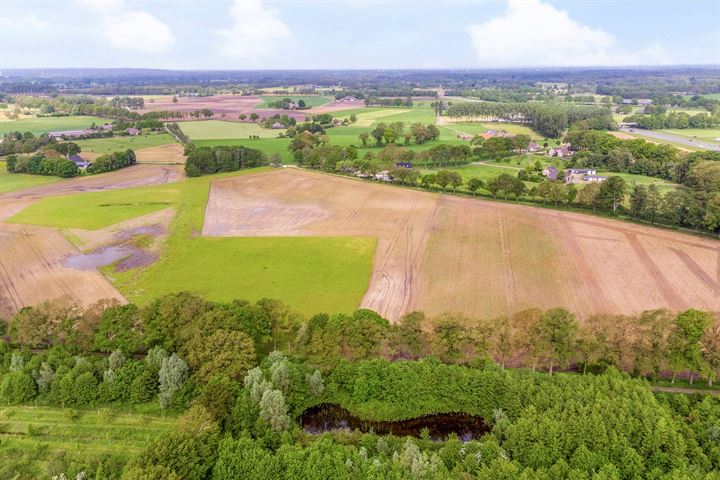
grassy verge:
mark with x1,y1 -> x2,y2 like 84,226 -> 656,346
0,161 -> 62,194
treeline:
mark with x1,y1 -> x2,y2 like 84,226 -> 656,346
1,293 -> 720,478
184,144 -> 268,177
364,97 -> 414,107
87,149 -> 136,174
0,131 -> 57,156
166,122 -> 189,144
5,152 -> 79,177
110,96 -> 145,110
446,101 -> 615,137
357,122 -> 440,148
623,110 -> 720,129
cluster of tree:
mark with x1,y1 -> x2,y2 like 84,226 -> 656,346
623,110 -> 720,129
364,97 -> 414,107
87,149 -> 136,174
264,97 -> 310,110
110,96 -> 145,109
185,144 -> 268,176
0,130 -> 57,156
10,95 -> 141,121
5,153 -> 79,177
260,113 -> 297,129
472,134 -> 533,158
449,87 -> 541,103
446,102 -> 615,137
4,292 -> 720,478
358,122 -> 440,148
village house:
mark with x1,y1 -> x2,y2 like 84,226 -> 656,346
126,127 -> 141,136
527,142 -> 540,152
548,144 -> 573,158
271,121 -> 285,129
564,168 -> 607,184
68,154 -> 92,168
542,165 -> 558,180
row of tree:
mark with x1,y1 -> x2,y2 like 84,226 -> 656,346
184,144 -> 268,176
87,149 -> 136,174
623,110 -> 720,129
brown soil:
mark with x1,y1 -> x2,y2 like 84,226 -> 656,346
202,169 -> 719,321
135,143 -> 186,164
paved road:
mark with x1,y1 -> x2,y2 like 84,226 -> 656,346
620,127 -> 720,151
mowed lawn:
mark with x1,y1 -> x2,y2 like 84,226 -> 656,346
595,171 -> 679,195
9,168 -> 376,316
179,120 -> 281,140
0,405 -> 176,479
0,116 -> 110,136
257,95 -> 333,108
0,161 -> 62,194
660,128 -> 720,144
446,122 -> 556,143
73,133 -> 177,154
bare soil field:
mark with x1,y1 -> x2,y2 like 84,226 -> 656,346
138,94 -> 361,122
0,164 -> 183,318
135,144 -> 186,164
203,169 -> 720,321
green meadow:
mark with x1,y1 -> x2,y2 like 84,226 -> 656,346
0,116 -> 110,136
0,161 -> 62,194
660,128 -> 720,144
73,133 -> 177,154
179,120 -> 282,140
0,405 -> 176,479
9,168 -> 375,316
256,95 -> 333,108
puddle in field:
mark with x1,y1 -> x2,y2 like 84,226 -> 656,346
114,224 -> 164,241
64,245 -> 135,270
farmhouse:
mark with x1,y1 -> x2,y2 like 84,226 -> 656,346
564,168 -> 607,184
339,96 -> 357,102
457,133 -> 473,141
271,121 -> 285,129
395,162 -> 413,169
126,127 -> 141,136
542,165 -> 558,180
67,154 -> 92,168
527,142 -> 540,152
548,144 -> 573,158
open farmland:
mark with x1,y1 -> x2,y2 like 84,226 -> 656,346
0,161 -> 61,193
257,95 -> 333,108
0,116 -> 110,136
203,169 -> 720,321
179,120 -> 281,140
73,133 -> 177,155
0,405 -> 176,478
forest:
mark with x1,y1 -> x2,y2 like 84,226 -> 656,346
184,145 -> 269,176
1,293 -> 719,479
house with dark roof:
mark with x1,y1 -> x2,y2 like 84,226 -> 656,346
542,165 -> 558,180
126,127 -> 141,136
548,144 -> 573,158
564,168 -> 607,184
48,129 -> 93,139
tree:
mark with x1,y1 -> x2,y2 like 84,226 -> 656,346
669,309 -> 712,384
704,193 -> 720,237
466,177 -> 484,196
630,184 -> 648,219
577,182 -> 601,211
250,113 -> 259,122
536,308 -> 578,374
183,329 -> 256,381
700,320 -> 720,386
159,354 -> 188,410
358,132 -> 369,147
395,311 -> 426,358
598,176 -> 626,214
644,184 -> 661,224
93,304 -> 143,353
259,389 -> 290,432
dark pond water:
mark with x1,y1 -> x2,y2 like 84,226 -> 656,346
300,404 -> 490,442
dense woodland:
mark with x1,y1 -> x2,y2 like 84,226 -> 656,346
184,145 -> 268,176
1,293 -> 719,478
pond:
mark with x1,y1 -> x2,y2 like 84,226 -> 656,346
300,404 -> 490,442
63,245 -> 135,270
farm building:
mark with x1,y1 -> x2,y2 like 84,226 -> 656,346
457,133 -> 473,141
271,122 -> 284,129
542,165 -> 558,180
564,168 -> 607,184
126,127 -> 141,136
548,144 -> 573,158
48,129 -> 93,139
68,154 -> 92,168
527,142 -> 540,152
395,162 -> 413,169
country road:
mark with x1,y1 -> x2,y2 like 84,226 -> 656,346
620,127 -> 720,151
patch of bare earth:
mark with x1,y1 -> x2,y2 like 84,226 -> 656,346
202,169 -> 720,322
135,144 -> 186,164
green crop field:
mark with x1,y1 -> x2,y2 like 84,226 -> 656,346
73,133 -> 177,154
0,116 -> 110,136
445,122 -> 555,143
179,120 -> 281,140
0,405 -> 176,479
257,95 -> 333,108
194,137 -> 294,162
595,171 -> 679,195
0,161 -> 62,194
9,168 -> 375,316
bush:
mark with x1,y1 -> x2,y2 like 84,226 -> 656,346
0,371 -> 37,404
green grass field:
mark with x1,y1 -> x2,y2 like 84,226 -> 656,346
0,405 -> 176,479
9,184 -> 180,230
445,122 -> 556,143
595,171 -> 679,195
179,120 -> 281,140
257,95 -> 333,108
0,161 -> 62,194
73,133 -> 176,154
10,168 -> 376,316
0,116 -> 110,136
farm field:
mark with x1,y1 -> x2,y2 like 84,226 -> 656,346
179,120 -> 281,140
257,95 -> 333,108
73,133 -> 177,155
0,116 -> 110,136
595,171 -> 679,195
0,161 -> 61,194
202,169 -> 719,321
442,121 -> 556,143
4,167 -> 375,317
0,405 -> 176,479
135,143 -> 186,164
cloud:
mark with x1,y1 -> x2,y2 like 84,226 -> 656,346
105,11 -> 175,52
217,0 -> 291,60
0,14 -> 49,32
72,0 -> 125,12
467,0 -> 669,66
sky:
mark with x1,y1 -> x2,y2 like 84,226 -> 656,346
1,0 -> 719,69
